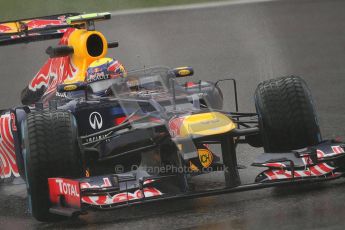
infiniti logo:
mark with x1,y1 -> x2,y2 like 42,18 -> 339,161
89,112 -> 103,130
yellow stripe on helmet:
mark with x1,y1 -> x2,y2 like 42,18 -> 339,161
89,57 -> 114,68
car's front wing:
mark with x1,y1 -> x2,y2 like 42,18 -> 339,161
47,140 -> 345,217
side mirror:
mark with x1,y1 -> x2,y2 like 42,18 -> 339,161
57,82 -> 87,93
46,45 -> 74,58
172,66 -> 194,78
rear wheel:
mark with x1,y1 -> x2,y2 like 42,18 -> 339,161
254,76 -> 321,152
23,110 -> 83,221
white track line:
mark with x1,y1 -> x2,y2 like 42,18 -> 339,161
111,0 -> 281,16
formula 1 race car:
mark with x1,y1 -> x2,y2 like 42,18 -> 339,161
1,13 -> 345,222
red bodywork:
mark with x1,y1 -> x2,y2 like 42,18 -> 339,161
48,178 -> 81,209
0,114 -> 19,179
0,24 -> 11,33
0,26 -> 78,179
28,28 -> 78,103
259,144 -> 345,181
48,176 -> 163,209
25,16 -> 66,30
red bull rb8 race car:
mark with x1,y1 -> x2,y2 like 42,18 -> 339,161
0,12 -> 345,222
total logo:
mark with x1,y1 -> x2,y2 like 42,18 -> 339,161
89,112 -> 103,130
55,179 -> 80,197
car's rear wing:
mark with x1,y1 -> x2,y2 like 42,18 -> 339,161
0,13 -> 80,46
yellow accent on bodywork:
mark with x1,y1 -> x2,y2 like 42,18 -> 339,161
189,161 -> 199,172
173,66 -> 194,77
198,148 -> 213,168
0,20 -> 52,34
179,112 -> 236,137
0,22 -> 18,33
178,69 -> 191,76
63,84 -> 77,91
64,29 -> 108,84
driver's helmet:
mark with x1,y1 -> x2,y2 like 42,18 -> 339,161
86,57 -> 126,96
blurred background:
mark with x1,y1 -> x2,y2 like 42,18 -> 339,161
0,0 -> 228,21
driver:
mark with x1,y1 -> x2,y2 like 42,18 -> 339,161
86,57 -> 127,97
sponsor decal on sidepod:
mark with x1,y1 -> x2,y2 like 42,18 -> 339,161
0,114 -> 19,179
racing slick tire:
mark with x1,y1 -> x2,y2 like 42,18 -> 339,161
254,76 -> 321,152
22,110 -> 83,221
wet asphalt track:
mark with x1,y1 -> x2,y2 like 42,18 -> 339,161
1,0 -> 345,229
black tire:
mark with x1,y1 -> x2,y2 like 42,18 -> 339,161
23,110 -> 83,221
254,76 -> 321,152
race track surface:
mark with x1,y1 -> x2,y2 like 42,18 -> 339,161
1,0 -> 345,229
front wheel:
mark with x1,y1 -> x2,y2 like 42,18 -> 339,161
254,76 -> 321,152
23,110 -> 83,221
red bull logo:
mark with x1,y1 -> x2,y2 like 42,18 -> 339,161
0,24 -> 12,33
26,16 -> 65,29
